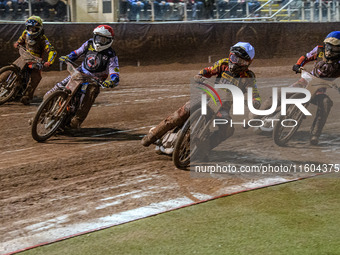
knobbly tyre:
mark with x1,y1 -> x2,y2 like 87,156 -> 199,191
252,108 -> 281,135
172,78 -> 235,170
0,45 -> 44,105
273,69 -> 340,147
150,101 -> 202,169
172,103 -> 212,170
31,59 -> 105,142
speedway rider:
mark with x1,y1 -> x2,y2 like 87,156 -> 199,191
45,25 -> 120,129
13,16 -> 57,105
141,42 -> 261,151
292,31 -> 340,145
259,31 -> 340,145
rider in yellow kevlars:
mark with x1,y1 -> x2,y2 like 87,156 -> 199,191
13,16 -> 57,105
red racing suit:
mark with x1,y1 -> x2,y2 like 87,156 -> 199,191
143,58 -> 261,148
294,45 -> 339,138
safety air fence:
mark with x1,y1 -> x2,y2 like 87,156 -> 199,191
0,22 -> 339,69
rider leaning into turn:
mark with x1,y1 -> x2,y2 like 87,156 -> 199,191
141,42 -> 261,150
45,25 -> 120,129
291,31 -> 340,145
13,16 -> 57,105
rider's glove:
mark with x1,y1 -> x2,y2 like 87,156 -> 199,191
194,74 -> 205,84
13,42 -> 19,49
44,62 -> 51,68
292,64 -> 301,73
103,80 -> 118,88
59,55 -> 69,62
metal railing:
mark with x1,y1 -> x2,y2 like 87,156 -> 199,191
1,0 -> 339,23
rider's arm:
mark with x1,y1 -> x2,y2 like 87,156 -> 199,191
294,45 -> 321,67
109,55 -> 120,86
103,55 -> 120,88
42,35 -> 57,65
198,58 -> 229,78
65,40 -> 90,62
14,30 -> 27,47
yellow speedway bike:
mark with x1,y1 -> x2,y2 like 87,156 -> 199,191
0,46 -> 44,105
31,59 -> 104,142
273,70 -> 340,147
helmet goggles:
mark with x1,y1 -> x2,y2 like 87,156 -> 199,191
94,35 -> 112,46
325,43 -> 340,53
229,52 -> 251,66
26,26 -> 40,33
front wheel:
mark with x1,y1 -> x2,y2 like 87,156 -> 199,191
273,96 -> 307,146
172,108 -> 211,170
0,66 -> 20,105
31,90 -> 69,142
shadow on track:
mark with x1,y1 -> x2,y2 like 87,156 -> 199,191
45,127 -> 145,144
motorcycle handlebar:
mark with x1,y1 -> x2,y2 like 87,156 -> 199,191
62,59 -> 105,88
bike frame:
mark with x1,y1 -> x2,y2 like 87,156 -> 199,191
55,60 -> 104,119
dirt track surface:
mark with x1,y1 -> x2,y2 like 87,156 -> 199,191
1,59 -> 339,254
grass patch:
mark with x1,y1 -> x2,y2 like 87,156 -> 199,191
22,175 -> 340,255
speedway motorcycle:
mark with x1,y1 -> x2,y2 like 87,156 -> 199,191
31,59 -> 104,142
156,77 -> 233,170
0,46 -> 44,105
273,69 -> 340,146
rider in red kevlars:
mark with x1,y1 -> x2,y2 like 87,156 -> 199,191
141,42 -> 261,150
13,16 -> 57,105
258,31 -> 340,145
45,25 -> 120,129
293,31 -> 340,145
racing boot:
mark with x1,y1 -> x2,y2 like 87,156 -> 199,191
20,95 -> 30,105
141,127 -> 159,147
310,135 -> 319,145
69,117 -> 82,130
141,101 -> 190,147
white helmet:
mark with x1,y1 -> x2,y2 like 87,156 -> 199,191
93,25 -> 114,52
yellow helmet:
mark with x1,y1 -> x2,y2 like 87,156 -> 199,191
25,16 -> 43,38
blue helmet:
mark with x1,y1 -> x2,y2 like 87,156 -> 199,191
324,31 -> 340,45
324,31 -> 340,60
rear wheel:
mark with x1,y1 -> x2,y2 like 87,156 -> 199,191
273,96 -> 307,146
31,90 -> 69,142
172,108 -> 211,170
0,66 -> 20,105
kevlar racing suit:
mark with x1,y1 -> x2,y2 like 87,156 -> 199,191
47,39 -> 120,128
141,58 -> 261,149
262,45 -> 340,141
14,30 -> 57,101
